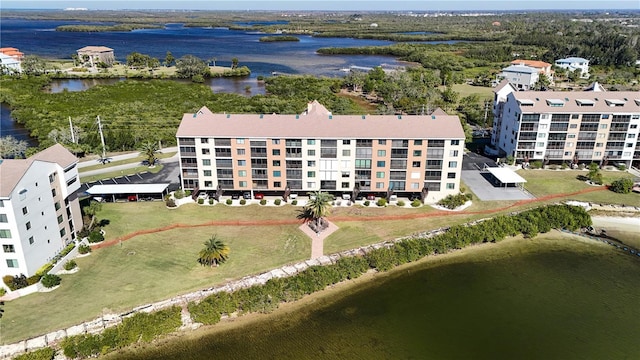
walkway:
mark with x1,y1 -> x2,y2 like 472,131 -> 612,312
297,221 -> 339,259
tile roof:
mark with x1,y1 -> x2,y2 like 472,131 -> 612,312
77,46 -> 114,53
177,101 -> 465,140
0,144 -> 78,197
510,91 -> 640,113
501,65 -> 539,74
510,59 -> 551,68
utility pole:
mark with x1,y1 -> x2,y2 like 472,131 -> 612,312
97,116 -> 106,161
68,116 -> 76,143
483,100 -> 490,129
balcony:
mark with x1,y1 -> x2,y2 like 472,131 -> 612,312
180,151 -> 196,157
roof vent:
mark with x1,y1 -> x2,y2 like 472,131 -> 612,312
192,113 -> 197,118
260,114 -> 264,119
296,114 -> 299,119
362,115 -> 366,119
226,114 -> 230,118
431,115 -> 436,119
397,115 -> 402,119
329,115 -> 333,119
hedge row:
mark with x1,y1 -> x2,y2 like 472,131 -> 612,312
13,347 -> 55,360
189,204 -> 591,325
60,306 -> 182,359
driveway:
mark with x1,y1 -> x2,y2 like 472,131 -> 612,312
462,153 -> 534,201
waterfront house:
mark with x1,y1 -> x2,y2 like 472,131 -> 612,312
77,46 -> 116,67
510,59 -> 553,80
498,64 -> 540,90
554,57 -> 590,78
0,53 -> 21,74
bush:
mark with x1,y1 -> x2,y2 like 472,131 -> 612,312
363,200 -> 370,206
530,160 -> 543,169
35,262 -> 54,276
166,198 -> 176,208
617,164 -> 627,171
376,198 -> 387,207
209,198 -> 214,205
561,162 -> 569,169
240,199 -> 246,205
0,287 -> 5,296
64,260 -> 77,271
173,190 -> 185,199
506,155 -> 515,165
274,198 -> 281,205
41,274 -> 61,288
88,230 -> 105,243
291,199 -> 298,205
78,244 -> 92,254
185,190 -> 191,197
397,200 -> 405,207
437,193 -> 469,210
411,199 -> 422,207
260,199 -> 267,205
27,275 -> 42,285
198,198 -> 204,205
14,347 -> 56,360
609,178 -> 634,194
4,274 -> 28,291
226,199 -> 232,205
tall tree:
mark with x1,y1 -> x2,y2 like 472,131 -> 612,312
164,51 -> 175,67
21,55 -> 47,75
175,55 -> 209,79
83,201 -> 102,230
197,235 -> 230,267
0,135 -> 28,159
298,191 -> 333,232
231,57 -> 239,70
139,141 -> 159,166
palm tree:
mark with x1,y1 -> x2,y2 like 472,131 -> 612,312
297,191 -> 333,233
197,235 -> 230,267
139,141 -> 159,166
83,201 -> 102,230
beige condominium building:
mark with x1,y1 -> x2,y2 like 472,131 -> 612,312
0,144 -> 83,278
176,101 -> 465,203
490,81 -> 640,167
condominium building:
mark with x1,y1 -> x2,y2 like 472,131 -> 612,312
490,83 -> 640,167
176,101 -> 465,203
0,144 -> 83,278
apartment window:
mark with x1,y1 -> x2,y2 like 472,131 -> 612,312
412,161 -> 421,167
272,139 -> 280,145
569,124 -> 578,129
376,182 -> 385,189
341,171 -> 350,178
272,149 -> 281,156
235,148 -> 244,156
564,152 -> 572,156
60,228 -> 66,237
414,140 -> 423,146
57,215 -> 64,224
342,149 -> 351,156
202,159 -> 211,166
308,171 -> 316,177
6,259 -> 18,268
411,182 -> 420,189
446,183 -> 456,190
307,139 -> 316,145
447,172 -> 456,179
631,124 -> 638,129
376,172 -> 385,178
449,150 -> 459,157
539,124 -> 548,129
273,170 -> 281,177
626,143 -> 634,148
568,134 -> 576,139
596,143 -> 603,148
308,150 -> 316,156
451,140 -> 460,146
2,244 -> 15,253
342,140 -> 351,145
377,161 -> 386,167
0,200 -> 3,207
377,150 -> 386,156
0,214 -> 6,223
26,221 -> 31,230
537,142 -> 545,147
51,188 -> 57,197
201,148 -> 210,155
273,160 -> 281,167
571,114 -> 580,119
341,182 -> 350,188
238,160 -> 246,166
378,140 -> 387,145
238,170 -> 247,177
49,173 -> 55,183
22,207 -> 28,215
29,236 -> 34,245
413,150 -> 422,157
201,138 -> 209,144
0,230 -> 11,238
602,115 -> 609,119
203,170 -> 212,176
239,181 -> 247,188
307,160 -> 316,167
628,134 -> 636,138
274,181 -> 282,187
236,138 -> 245,144
448,161 -> 458,168
19,189 -> 27,201
537,133 -> 546,139
600,124 -> 608,129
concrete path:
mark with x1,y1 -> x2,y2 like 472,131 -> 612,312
298,220 -> 339,259
78,147 -> 178,177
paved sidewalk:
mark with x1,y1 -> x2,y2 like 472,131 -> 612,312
298,220 -> 339,259
78,147 -> 178,169
78,147 -> 178,177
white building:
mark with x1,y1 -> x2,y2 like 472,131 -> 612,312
498,64 -> 540,90
0,53 -> 21,74
555,57 -> 590,78
0,145 -> 83,278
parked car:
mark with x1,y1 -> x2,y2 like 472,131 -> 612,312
354,194 -> 364,200
366,194 -> 376,200
242,192 -> 252,200
197,192 -> 208,200
231,193 -> 240,200
408,193 -> 422,201
254,192 -> 264,200
127,195 -> 138,202
289,193 -> 298,199
341,193 -> 351,200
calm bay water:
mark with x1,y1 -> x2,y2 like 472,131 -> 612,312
108,236 -> 640,360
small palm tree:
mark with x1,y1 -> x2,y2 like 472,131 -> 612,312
198,235 -> 230,267
139,141 -> 159,166
298,191 -> 333,233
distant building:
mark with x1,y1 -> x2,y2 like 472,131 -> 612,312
0,145 -> 83,278
77,46 -> 115,67
498,64 -> 540,90
0,53 -> 21,74
555,57 -> 590,78
0,47 -> 25,61
510,59 -> 553,80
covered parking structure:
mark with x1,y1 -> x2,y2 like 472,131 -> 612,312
85,183 -> 170,202
485,167 -> 527,189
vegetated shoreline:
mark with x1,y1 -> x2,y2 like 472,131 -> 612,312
103,231 -> 614,359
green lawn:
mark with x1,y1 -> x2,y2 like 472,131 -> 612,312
78,152 -> 177,173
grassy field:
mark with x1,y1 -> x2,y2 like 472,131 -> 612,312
448,83 -> 494,101
78,152 -> 177,173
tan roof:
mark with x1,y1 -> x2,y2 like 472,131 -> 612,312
0,144 -> 78,197
176,101 -> 465,140
494,79 -> 515,93
510,59 -> 551,69
510,91 -> 640,113
77,46 -> 113,53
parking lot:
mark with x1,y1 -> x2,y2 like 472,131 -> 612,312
462,153 -> 534,201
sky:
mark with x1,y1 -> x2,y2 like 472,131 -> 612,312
2,0 -> 639,11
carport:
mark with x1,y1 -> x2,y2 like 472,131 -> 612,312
86,183 -> 170,202
485,167 -> 527,189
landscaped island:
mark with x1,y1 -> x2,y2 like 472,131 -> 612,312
259,35 -> 300,42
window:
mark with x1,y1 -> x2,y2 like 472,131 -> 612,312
237,160 -> 246,166
628,133 -> 636,138
272,149 -> 281,156
571,114 -> 580,119
307,171 -> 316,177
449,150 -> 459,157
377,150 -> 386,156
307,160 -> 316,167
413,150 -> 422,157
448,161 -> 458,168
29,236 -> 34,245
274,181 -> 282,187
0,200 -> 3,207
447,172 -> 456,179
378,140 -> 387,145
19,189 -> 27,201
376,182 -> 385,189
273,170 -> 281,177
596,143 -> 603,148
308,149 -> 316,156
376,172 -> 385,178
273,160 -> 281,166
238,170 -> 247,177
239,181 -> 247,187
202,159 -> 211,166
236,138 -> 245,144
51,188 -> 57,197
60,228 -> 66,237
342,140 -> 351,145
307,139 -> 316,145
377,161 -> 386,167
25,221 -> 31,230
414,140 -> 423,146
2,244 -> 15,253
568,134 -> 576,139
537,142 -> 545,147
602,114 -> 609,119
631,124 -> 638,129
451,140 -> 460,146
342,149 -> 351,156
569,124 -> 577,129
0,229 -> 11,238
49,173 -> 55,183
446,183 -> 455,190
57,215 -> 64,224
22,207 -> 28,215
626,143 -> 634,148
6,259 -> 18,268
355,159 -> 371,169
0,214 -> 6,223
201,148 -> 210,155
272,139 -> 280,145
341,182 -> 350,188
307,182 -> 316,188
412,161 -> 421,167
235,148 -> 245,156
201,138 -> 209,144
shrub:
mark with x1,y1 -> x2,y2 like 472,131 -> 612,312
209,198 -> 214,205
260,199 -> 267,206
291,199 -> 298,205
274,198 -> 281,205
35,263 -> 54,276
198,198 -> 204,205
617,164 -> 627,171
397,200 -> 405,207
240,199 -> 246,205
530,160 -> 543,169
363,200 -> 370,206
184,190 -> 191,197
41,274 -> 61,288
506,155 -> 515,165
166,198 -> 176,208
437,193 -> 469,210
27,275 -> 42,285
64,260 -> 77,271
561,162 -> 569,169
226,199 -> 232,205
163,194 -> 171,201
4,274 -> 28,291
173,189 -> 185,199
88,230 -> 105,243
376,198 -> 387,207
609,178 -> 634,194
411,199 -> 421,207
14,347 -> 56,360
464,193 -> 473,201
0,287 -> 5,297
78,244 -> 92,254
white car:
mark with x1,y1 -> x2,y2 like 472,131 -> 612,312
197,192 -> 209,200
341,194 -> 351,200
